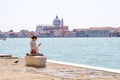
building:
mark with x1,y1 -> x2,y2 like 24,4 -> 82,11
0,33 -> 6,38
86,27 -> 116,37
54,31 -> 64,37
73,29 -> 88,37
64,31 -> 76,37
0,32 -> 9,38
18,30 -> 35,38
7,32 -> 19,38
116,27 -> 120,37
36,15 -> 69,37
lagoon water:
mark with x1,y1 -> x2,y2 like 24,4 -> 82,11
0,38 -> 120,69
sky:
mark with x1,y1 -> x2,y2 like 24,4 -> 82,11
0,0 -> 120,32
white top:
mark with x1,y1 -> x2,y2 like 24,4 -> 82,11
30,40 -> 39,53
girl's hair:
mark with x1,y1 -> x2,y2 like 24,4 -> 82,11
31,36 -> 37,39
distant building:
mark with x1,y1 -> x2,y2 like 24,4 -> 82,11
117,32 -> 120,37
37,31 -> 51,37
0,32 -> 9,38
73,29 -> 88,37
87,30 -> 110,37
0,33 -> 5,38
54,31 -> 64,37
116,28 -> 120,37
64,31 -> 76,37
110,32 -> 118,37
36,15 -> 69,37
86,27 -> 116,37
18,30 -> 34,38
8,32 -> 18,38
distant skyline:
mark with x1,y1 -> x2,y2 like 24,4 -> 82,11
0,0 -> 120,32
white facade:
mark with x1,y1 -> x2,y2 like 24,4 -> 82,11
86,30 -> 110,37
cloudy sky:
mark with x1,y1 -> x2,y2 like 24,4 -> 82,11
0,0 -> 120,31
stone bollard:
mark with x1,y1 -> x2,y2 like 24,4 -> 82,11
25,56 -> 46,68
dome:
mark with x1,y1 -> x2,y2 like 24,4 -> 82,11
53,15 -> 61,26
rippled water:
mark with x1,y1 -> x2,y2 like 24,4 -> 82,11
0,38 -> 120,69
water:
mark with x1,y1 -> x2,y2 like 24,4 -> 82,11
0,38 -> 120,69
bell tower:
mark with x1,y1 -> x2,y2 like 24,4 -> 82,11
61,18 -> 64,27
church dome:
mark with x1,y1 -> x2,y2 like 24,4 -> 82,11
53,15 -> 61,26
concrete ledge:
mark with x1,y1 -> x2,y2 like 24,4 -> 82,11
0,54 -> 12,59
25,56 -> 46,68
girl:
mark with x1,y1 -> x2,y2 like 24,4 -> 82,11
30,36 -> 44,56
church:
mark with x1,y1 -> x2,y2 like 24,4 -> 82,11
36,15 -> 69,37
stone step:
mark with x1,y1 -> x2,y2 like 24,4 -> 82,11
0,54 -> 18,59
0,54 -> 12,57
